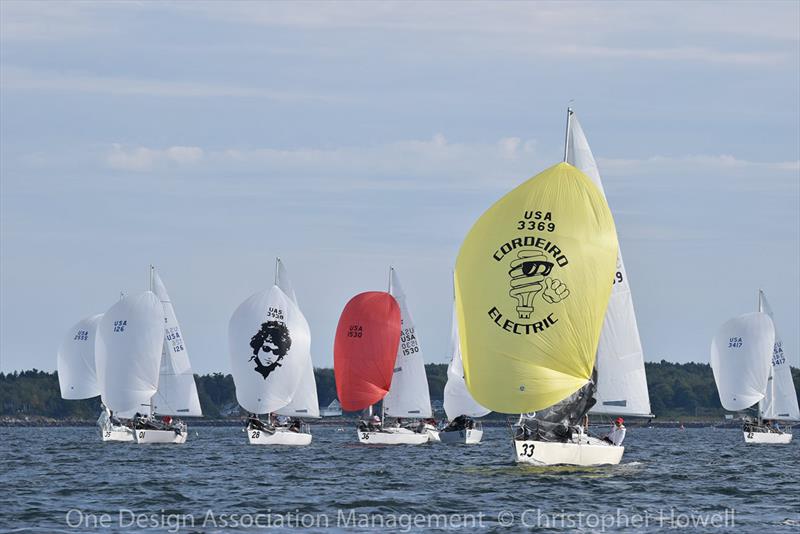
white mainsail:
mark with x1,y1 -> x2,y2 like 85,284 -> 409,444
95,291 -> 165,417
567,111 -> 653,417
758,291 -> 800,421
443,303 -> 490,420
57,314 -> 103,400
149,270 -> 202,417
710,312 -> 775,411
274,259 -> 320,418
383,268 -> 433,418
229,285 -> 310,415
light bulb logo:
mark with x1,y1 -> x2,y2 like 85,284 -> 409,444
508,250 -> 570,319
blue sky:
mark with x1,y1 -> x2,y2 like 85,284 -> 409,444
1,1 -> 798,374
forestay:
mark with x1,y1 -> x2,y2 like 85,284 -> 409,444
567,112 -> 652,417
95,292 -> 165,416
455,162 -> 618,413
150,271 -> 202,417
334,292 -> 401,412
443,302 -> 490,420
383,268 -> 432,418
274,259 -> 320,418
57,314 -> 103,400
758,291 -> 800,421
710,312 -> 775,411
229,285 -> 310,415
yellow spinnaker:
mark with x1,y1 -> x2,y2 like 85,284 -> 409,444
455,162 -> 618,413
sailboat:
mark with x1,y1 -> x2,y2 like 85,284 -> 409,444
56,313 -> 130,441
229,258 -> 316,445
383,268 -> 438,442
711,291 -> 796,444
334,278 -> 430,445
757,290 -> 799,440
440,301 -> 490,444
455,109 -> 621,466
95,291 -> 165,442
508,109 -> 652,464
134,267 -> 203,443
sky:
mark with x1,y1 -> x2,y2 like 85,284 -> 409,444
1,1 -> 798,375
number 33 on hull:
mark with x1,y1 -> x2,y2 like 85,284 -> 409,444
514,437 -> 624,467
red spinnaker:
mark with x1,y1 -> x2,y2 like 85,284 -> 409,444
334,291 -> 401,412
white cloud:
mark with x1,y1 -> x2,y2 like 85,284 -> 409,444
106,144 -> 204,171
101,137 -> 799,196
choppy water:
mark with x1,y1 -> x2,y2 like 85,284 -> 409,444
1,425 -> 798,533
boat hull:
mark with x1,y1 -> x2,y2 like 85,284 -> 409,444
357,428 -> 429,445
439,428 -> 483,444
743,430 -> 792,444
514,437 -> 624,466
99,426 -> 134,442
248,428 -> 312,446
135,428 -> 188,444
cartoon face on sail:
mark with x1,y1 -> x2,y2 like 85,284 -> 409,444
249,318 -> 292,379
507,249 -> 569,320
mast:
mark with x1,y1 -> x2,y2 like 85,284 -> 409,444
384,265 -> 393,424
563,106 -> 574,162
388,266 -> 394,294
275,257 -> 280,286
757,289 -> 764,423
149,264 -> 154,292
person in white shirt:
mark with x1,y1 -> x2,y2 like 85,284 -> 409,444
603,417 -> 626,446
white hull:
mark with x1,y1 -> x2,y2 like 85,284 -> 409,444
134,428 -> 188,444
514,436 -> 624,466
743,430 -> 792,444
99,426 -> 134,442
248,427 -> 312,446
357,428 -> 429,445
439,428 -> 483,444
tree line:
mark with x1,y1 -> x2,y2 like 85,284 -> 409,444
1,361 -> 798,420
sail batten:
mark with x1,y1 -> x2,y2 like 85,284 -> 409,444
456,162 -> 618,413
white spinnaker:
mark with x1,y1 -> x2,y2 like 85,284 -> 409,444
229,285 -> 310,415
443,303 -> 490,420
95,291 -> 165,417
57,314 -> 103,400
383,268 -> 433,418
274,260 -> 320,418
149,271 -> 202,417
568,112 -> 652,417
710,312 -> 775,412
758,291 -> 800,421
